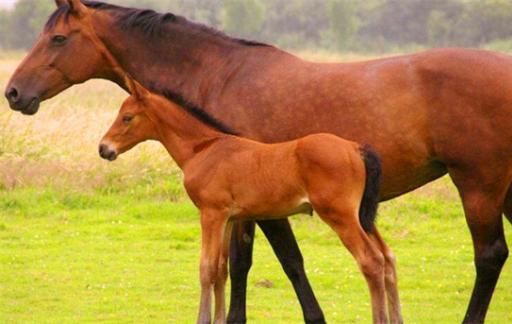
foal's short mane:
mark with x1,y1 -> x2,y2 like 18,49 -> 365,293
46,0 -> 271,47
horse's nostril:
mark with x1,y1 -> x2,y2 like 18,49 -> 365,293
5,87 -> 19,102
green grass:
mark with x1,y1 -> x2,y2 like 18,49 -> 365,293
0,54 -> 511,323
1,180 -> 511,323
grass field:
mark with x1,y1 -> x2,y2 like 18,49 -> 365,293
0,53 -> 511,324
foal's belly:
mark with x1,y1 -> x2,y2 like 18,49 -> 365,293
229,193 -> 313,221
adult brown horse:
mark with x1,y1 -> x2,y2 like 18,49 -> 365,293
5,0 -> 511,323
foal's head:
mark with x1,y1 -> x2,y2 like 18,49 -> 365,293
99,84 -> 158,161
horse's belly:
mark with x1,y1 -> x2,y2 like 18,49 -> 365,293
379,159 -> 447,200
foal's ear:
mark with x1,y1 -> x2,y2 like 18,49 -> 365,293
131,82 -> 150,101
125,76 -> 150,101
67,0 -> 88,17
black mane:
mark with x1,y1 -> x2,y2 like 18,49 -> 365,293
47,0 -> 270,47
45,5 -> 71,29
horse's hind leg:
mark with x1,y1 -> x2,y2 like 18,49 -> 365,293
370,228 -> 402,324
461,193 -> 508,324
449,169 -> 509,323
316,208 -> 387,324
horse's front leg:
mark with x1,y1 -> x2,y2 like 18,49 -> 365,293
257,219 -> 325,324
227,220 -> 256,324
198,208 -> 229,324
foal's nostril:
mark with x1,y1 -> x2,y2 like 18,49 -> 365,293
5,87 -> 19,103
99,144 -> 117,161
107,151 -> 117,161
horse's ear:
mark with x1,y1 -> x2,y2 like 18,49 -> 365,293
67,0 -> 88,17
55,0 -> 66,7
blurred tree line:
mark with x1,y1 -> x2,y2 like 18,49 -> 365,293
2,0 -> 512,52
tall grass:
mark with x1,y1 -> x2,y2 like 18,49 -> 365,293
0,57 -> 185,198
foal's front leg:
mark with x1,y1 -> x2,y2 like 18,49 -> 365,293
198,208 -> 229,324
214,221 -> 233,324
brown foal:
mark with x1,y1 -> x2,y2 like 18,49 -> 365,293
98,79 -> 399,324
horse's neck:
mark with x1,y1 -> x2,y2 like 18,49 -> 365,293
92,11 -> 250,105
147,96 -> 226,168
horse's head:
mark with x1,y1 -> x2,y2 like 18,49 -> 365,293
99,79 -> 156,161
5,0 -> 115,115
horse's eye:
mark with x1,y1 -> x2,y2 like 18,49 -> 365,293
51,35 -> 67,46
123,115 -> 134,124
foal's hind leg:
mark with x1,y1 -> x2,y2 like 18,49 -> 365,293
370,228 -> 402,324
316,208 -> 387,324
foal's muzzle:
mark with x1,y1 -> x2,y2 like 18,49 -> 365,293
99,144 -> 118,161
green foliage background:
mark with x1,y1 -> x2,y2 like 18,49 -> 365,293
2,0 -> 512,52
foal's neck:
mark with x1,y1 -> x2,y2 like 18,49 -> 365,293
146,95 -> 227,168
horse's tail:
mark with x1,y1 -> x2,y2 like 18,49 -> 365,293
358,145 -> 382,233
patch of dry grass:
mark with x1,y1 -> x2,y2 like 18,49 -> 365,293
0,58 -> 176,193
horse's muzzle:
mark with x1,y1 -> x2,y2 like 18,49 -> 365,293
4,85 -> 40,115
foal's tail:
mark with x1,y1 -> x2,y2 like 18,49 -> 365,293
358,145 -> 382,233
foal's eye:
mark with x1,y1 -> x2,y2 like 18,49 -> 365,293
123,115 -> 134,124
51,35 -> 67,46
